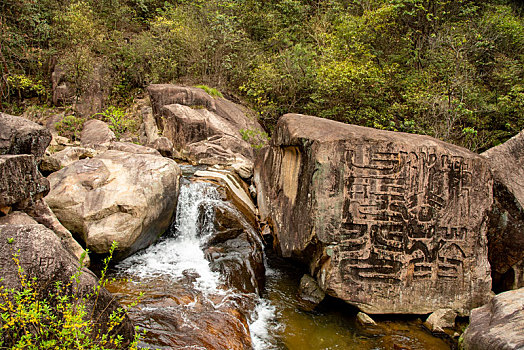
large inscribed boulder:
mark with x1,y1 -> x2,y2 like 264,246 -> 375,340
255,114 -> 492,314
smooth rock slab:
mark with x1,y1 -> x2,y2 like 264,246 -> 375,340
46,150 -> 181,259
255,114 -> 493,315
462,288 -> 524,350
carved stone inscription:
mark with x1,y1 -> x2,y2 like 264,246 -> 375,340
333,145 -> 474,286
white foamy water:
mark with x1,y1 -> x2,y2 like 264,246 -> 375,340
117,180 -> 224,293
116,179 -> 278,349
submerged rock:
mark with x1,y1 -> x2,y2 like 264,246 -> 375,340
297,274 -> 326,311
255,113 -> 492,315
46,150 -> 181,259
462,288 -> 524,350
482,130 -> 524,291
201,202 -> 265,295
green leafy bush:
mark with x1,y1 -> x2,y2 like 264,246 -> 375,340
95,106 -> 137,140
0,242 -> 143,349
55,115 -> 86,141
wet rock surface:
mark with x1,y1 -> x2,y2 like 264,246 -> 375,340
482,130 -> 524,291
45,150 -> 181,259
255,113 -> 492,315
0,224 -> 134,344
297,274 -> 325,311
201,203 -> 265,295
463,288 -> 524,350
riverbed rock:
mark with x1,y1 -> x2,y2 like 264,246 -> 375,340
46,150 -> 181,259
0,113 -> 52,158
297,274 -> 326,311
0,155 -> 49,209
147,84 -> 266,165
255,113 -> 492,315
194,169 -> 257,225
424,308 -> 457,333
201,203 -> 265,295
462,288 -> 524,350
482,130 -> 524,291
0,224 -> 134,344
80,119 -> 116,149
357,312 -> 377,326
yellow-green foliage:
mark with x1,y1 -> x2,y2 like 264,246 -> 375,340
0,242 -> 143,350
194,85 -> 224,98
240,128 -> 269,149
55,115 -> 85,141
95,106 -> 137,140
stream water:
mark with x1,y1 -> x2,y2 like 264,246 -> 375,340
107,168 -> 453,350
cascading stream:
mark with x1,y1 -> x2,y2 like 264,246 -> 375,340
115,179 -> 277,349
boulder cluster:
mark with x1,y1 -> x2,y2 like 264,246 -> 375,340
1,84 -> 523,349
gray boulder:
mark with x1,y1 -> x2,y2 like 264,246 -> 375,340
255,114 -> 492,315
46,150 -> 181,259
462,288 -> 524,350
0,155 -> 49,209
80,119 -> 116,149
0,112 -> 52,158
147,84 -> 266,165
482,130 -> 524,291
297,274 -> 326,311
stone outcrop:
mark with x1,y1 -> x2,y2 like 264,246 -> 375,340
0,224 -> 134,344
0,112 -> 52,158
80,119 -> 116,149
108,141 -> 160,156
462,288 -> 524,350
0,155 -> 49,210
194,169 -> 257,225
255,113 -> 492,315
201,202 -> 265,295
46,150 -> 181,259
482,130 -> 524,291
147,84 -> 266,165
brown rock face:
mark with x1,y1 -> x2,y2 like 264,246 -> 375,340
255,114 -> 492,314
482,130 -> 524,291
0,113 -> 52,158
147,84 -> 266,165
0,224 -> 135,345
462,288 -> 524,350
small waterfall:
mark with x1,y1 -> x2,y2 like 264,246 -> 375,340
116,179 -> 277,349
117,180 -> 224,293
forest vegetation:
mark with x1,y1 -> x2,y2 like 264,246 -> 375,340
1,0 -> 523,151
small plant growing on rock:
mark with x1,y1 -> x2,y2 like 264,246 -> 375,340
0,242 -> 143,349
55,115 -> 85,141
95,106 -> 137,140
194,84 -> 224,98
240,128 -> 269,149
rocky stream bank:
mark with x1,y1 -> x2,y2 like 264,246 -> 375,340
0,84 -> 523,349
